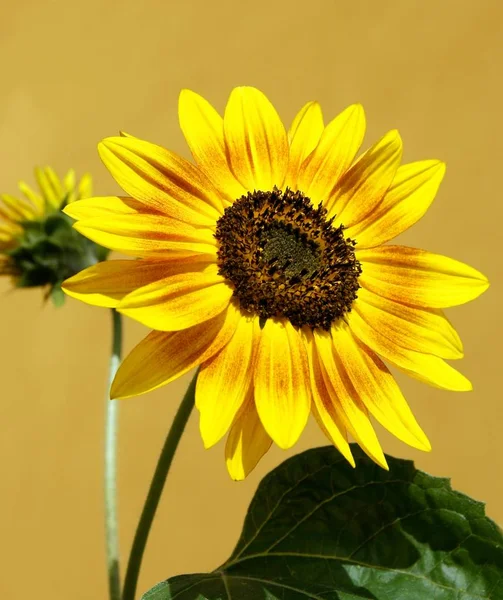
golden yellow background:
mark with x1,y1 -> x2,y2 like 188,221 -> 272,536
1,0 -> 501,597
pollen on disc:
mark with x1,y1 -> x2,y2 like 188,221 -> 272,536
215,187 -> 361,330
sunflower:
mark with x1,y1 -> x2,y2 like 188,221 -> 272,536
0,167 -> 108,304
62,87 -> 489,479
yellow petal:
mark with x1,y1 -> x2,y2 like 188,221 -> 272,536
284,101 -> 324,190
327,130 -> 403,226
197,314 -> 257,448
35,167 -> 60,209
0,200 -> 19,222
0,218 -> 22,238
254,319 -> 311,449
332,325 -> 430,451
64,196 -> 160,221
349,308 -> 472,391
111,303 -> 242,399
0,229 -> 18,251
0,221 -> 17,244
357,245 -> 489,308
62,256 -> 213,308
225,391 -> 272,481
0,254 -> 15,274
63,169 -> 76,192
77,173 -> 93,200
44,167 -> 63,200
0,194 -> 37,221
72,214 -> 217,258
297,104 -> 365,204
315,329 -> 388,469
303,328 -> 355,467
347,160 -> 446,248
224,86 -> 289,191
355,288 -> 463,360
18,182 -> 44,214
118,267 -> 233,331
178,89 -> 247,203
62,170 -> 77,204
98,136 -> 224,225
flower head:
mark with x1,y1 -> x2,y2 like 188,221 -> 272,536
63,87 -> 489,479
0,167 -> 108,305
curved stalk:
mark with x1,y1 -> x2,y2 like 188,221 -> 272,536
122,372 -> 197,600
105,309 -> 122,600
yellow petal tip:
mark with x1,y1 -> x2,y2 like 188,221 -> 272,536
274,439 -> 292,451
110,381 -> 127,401
179,88 -> 195,99
351,103 -> 365,117
371,450 -> 389,471
383,129 -> 402,146
411,432 -> 432,453
480,278 -> 490,292
98,138 -> 123,155
200,420 -> 225,450
226,461 -> 246,481
62,204 -> 79,219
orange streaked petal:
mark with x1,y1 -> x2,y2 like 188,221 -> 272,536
347,160 -> 446,248
349,308 -> 472,391
314,329 -> 388,469
225,390 -> 272,481
98,136 -> 224,225
332,325 -> 431,451
224,86 -> 289,191
327,130 -> 403,226
357,245 -> 489,308
254,318 -> 311,450
355,288 -> 463,360
297,104 -> 365,205
285,101 -> 324,190
111,303 -> 242,399
62,256 -> 214,308
303,328 -> 355,466
72,214 -> 217,258
178,89 -> 247,203
118,267 -> 233,331
64,196 -> 160,221
197,314 -> 257,448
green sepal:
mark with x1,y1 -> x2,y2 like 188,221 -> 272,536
6,209 -> 109,293
142,445 -> 503,600
49,283 -> 66,308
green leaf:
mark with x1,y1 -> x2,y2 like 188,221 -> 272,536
143,446 -> 503,600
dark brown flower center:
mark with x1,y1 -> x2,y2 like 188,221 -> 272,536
215,187 -> 361,330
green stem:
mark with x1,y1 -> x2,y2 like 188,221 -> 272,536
122,371 -> 197,600
105,309 -> 123,600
